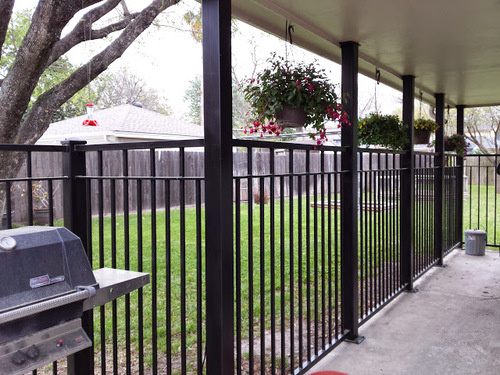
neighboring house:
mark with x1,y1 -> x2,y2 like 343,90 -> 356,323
36,103 -> 204,145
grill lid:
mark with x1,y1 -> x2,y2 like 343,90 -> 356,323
0,226 -> 97,313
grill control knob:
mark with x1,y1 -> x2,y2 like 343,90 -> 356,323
12,350 -> 26,365
26,345 -> 40,359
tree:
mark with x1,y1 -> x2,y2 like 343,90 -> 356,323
94,68 -> 172,115
464,106 -> 500,155
183,75 -> 202,124
0,0 -> 181,209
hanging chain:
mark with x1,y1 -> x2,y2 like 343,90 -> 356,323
284,20 -> 294,60
419,91 -> 423,118
374,68 -> 381,112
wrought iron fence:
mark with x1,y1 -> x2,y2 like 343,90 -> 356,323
0,141 -> 464,375
464,154 -> 500,248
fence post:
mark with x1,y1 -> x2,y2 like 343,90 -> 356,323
434,94 -> 445,266
340,41 -> 363,343
202,0 -> 234,373
61,139 -> 92,375
456,105 -> 465,246
401,76 -> 416,291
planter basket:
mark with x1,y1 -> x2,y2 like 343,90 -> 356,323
34,207 -> 50,226
275,105 -> 307,128
414,129 -> 431,144
444,142 -> 455,152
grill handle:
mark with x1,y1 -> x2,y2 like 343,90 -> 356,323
0,287 -> 95,325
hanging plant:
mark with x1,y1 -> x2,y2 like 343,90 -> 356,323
242,53 -> 350,145
358,113 -> 409,151
414,118 -> 438,144
428,134 -> 469,157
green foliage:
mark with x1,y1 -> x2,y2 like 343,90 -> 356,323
414,117 -> 439,132
242,53 -> 348,144
429,134 -> 469,157
2,9 -> 87,122
358,113 -> 409,151
183,75 -> 202,124
445,134 -> 469,157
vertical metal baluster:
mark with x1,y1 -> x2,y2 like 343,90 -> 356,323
306,149 -> 311,361
259,176 -> 266,374
247,147 -> 254,374
137,179 -> 144,375
270,150 -> 276,374
495,156 -> 498,246
477,157 -> 481,229
235,177 -> 242,375
289,149 -> 295,370
150,148 -> 158,374
27,151 -> 33,225
196,179 -> 203,375
122,149 -> 132,375
359,152 -> 365,317
48,179 -> 54,225
164,179 -> 172,375
180,148 -> 187,375
280,173 -> 286,375
327,154 -> 333,342
313,172 -> 319,356
5,180 -> 11,229
334,151 -> 339,338
97,151 -> 106,375
320,151 -> 326,348
297,170 -> 303,366
111,178 -> 118,375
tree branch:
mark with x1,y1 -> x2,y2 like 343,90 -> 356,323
0,0 -> 15,60
46,0 -> 123,67
0,0 -> 103,142
16,0 -> 181,145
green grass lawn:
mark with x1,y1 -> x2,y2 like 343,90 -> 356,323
464,184 -> 500,248
50,182 -> 497,373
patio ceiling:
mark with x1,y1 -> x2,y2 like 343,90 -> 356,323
231,0 -> 500,108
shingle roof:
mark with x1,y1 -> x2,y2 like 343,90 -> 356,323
42,104 -> 203,138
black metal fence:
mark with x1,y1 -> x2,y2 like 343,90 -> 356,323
464,154 -> 500,248
0,140 -> 463,375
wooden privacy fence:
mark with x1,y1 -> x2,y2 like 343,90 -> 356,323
9,149 -> 416,224
10,149 -> 339,223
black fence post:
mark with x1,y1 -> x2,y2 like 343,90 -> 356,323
434,94 -> 445,266
62,139 -> 92,375
456,105 -> 465,246
401,75 -> 416,291
202,0 -> 234,374
340,41 -> 363,343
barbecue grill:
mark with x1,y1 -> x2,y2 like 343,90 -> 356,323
0,226 -> 149,375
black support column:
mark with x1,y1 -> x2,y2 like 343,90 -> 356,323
340,41 -> 363,344
202,0 -> 234,374
456,105 -> 465,245
401,76 -> 416,291
62,139 -> 93,375
434,94 -> 445,266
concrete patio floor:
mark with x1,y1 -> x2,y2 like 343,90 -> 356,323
307,249 -> 500,375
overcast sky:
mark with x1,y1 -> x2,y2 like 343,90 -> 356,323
13,0 -> 401,120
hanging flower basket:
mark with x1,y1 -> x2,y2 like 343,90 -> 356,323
413,118 -> 439,144
414,129 -> 431,144
275,104 -> 308,128
242,53 -> 350,145
358,113 -> 409,151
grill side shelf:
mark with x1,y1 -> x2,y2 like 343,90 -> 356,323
82,268 -> 150,311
